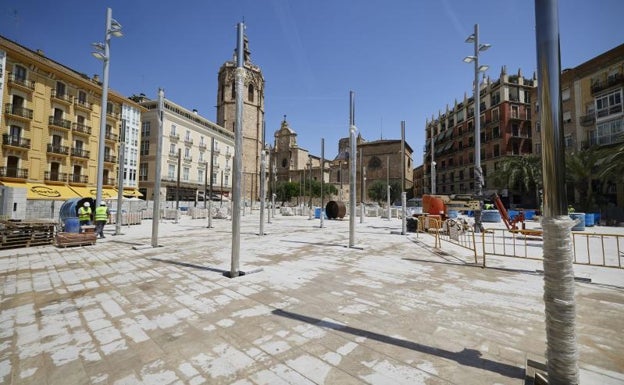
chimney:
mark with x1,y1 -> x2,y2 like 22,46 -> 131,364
93,74 -> 100,83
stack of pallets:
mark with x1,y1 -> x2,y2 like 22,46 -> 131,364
0,220 -> 56,250
55,232 -> 97,248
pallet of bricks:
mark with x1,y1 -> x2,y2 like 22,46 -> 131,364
55,226 -> 97,248
0,220 -> 56,250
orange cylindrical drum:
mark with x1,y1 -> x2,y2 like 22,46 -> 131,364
424,195 -> 445,216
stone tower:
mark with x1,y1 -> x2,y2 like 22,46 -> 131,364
216,35 -> 265,201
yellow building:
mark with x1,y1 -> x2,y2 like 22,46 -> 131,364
0,35 -> 142,215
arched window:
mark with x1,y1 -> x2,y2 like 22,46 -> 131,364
248,84 -> 254,102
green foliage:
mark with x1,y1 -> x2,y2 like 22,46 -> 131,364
490,155 -> 542,206
566,148 -> 603,212
275,181 -> 299,204
368,181 -> 402,204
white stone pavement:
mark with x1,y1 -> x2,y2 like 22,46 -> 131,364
0,212 -> 623,385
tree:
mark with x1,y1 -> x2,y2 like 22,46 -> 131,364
490,155 -> 542,207
368,181 -> 402,204
275,181 -> 299,205
565,148 -> 603,212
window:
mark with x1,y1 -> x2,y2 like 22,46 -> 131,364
562,88 -> 570,101
168,165 -> 175,180
492,108 -> 500,121
198,170 -> 204,183
225,174 -> 229,186
231,82 -> 236,99
78,90 -> 87,104
170,144 -> 176,155
511,105 -> 519,119
185,147 -> 191,158
493,144 -> 500,157
56,81 -> 66,97
535,143 -> 542,154
248,84 -> 254,102
171,124 -> 177,136
563,111 -> 572,123
564,135 -> 573,148
140,140 -> 150,155
596,90 -> 622,118
9,125 -> 21,140
593,119 -> 624,146
199,152 -> 204,163
141,121 -> 151,137
139,163 -> 148,181
212,172 -> 217,185
185,130 -> 191,141
183,167 -> 189,181
14,65 -> 27,81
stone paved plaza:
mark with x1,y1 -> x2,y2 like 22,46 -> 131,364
1,213 -> 623,384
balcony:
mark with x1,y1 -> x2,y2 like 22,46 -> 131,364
51,89 -> 72,105
0,167 -> 28,179
47,144 -> 70,155
44,171 -> 68,183
49,116 -> 72,130
225,150 -> 232,159
183,156 -> 193,163
104,154 -> 117,163
71,147 -> 90,159
4,104 -> 33,121
169,132 -> 180,141
2,134 -> 31,149
7,73 -> 35,92
168,151 -> 178,159
74,99 -> 92,112
105,131 -> 118,142
184,138 -> 194,146
591,73 -> 624,94
72,122 -> 92,136
106,110 -> 120,119
69,174 -> 88,184
198,142 -> 207,151
104,177 -> 116,186
213,147 -> 221,155
579,113 -> 595,127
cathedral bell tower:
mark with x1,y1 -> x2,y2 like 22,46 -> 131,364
216,34 -> 265,201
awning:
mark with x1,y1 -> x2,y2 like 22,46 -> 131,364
122,189 -> 143,198
69,186 -> 118,199
0,182 -> 81,200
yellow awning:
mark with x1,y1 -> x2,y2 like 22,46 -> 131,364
68,186 -> 118,199
0,182 -> 81,200
122,189 -> 143,197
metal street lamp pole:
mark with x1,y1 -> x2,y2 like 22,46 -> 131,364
93,7 -> 122,207
151,88 -> 164,248
464,23 -> 490,233
431,124 -> 437,194
115,119 -> 126,235
349,91 -> 357,248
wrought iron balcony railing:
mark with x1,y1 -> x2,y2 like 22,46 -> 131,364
71,147 -> 90,158
0,167 -> 28,179
7,73 -> 35,90
4,104 -> 33,119
72,122 -> 92,135
48,116 -> 72,130
69,174 -> 88,184
2,134 -> 31,149
47,144 -> 70,155
44,171 -> 68,182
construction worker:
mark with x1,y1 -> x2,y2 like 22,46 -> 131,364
78,202 -> 92,230
94,201 -> 110,239
484,202 -> 494,210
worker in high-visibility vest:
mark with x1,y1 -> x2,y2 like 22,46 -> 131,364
78,202 -> 92,230
94,201 -> 110,239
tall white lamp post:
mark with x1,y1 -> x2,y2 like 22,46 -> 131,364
464,23 -> 490,232
92,7 -> 122,207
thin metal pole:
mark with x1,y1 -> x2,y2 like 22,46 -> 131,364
360,148 -> 364,223
175,148 -> 181,224
431,123 -> 436,194
320,138 -> 324,228
401,121 -> 405,193
349,91 -> 357,248
242,169 -> 246,216
115,119 -> 126,235
386,155 -> 390,220
535,1 -> 578,383
308,158 -> 312,219
96,8 -> 113,207
473,23 -> 484,233
266,147 -> 271,224
401,192 -> 407,235
259,149 -> 266,235
230,22 -> 244,278
151,88 -> 164,247
208,137 -> 214,228
203,164 -> 207,209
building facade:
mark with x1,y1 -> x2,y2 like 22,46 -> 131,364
216,35 -> 264,202
531,43 -> 624,208
424,67 -> 536,205
271,117 -> 413,204
0,35 -> 141,219
137,95 -> 234,203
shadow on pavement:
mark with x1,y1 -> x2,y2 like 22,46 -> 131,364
272,308 -> 525,380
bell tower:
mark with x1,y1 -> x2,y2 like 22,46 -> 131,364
216,34 -> 265,201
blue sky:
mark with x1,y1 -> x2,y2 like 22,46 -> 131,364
2,1 -> 622,164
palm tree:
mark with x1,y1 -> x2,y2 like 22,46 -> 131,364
565,147 -> 603,212
490,154 -> 542,207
